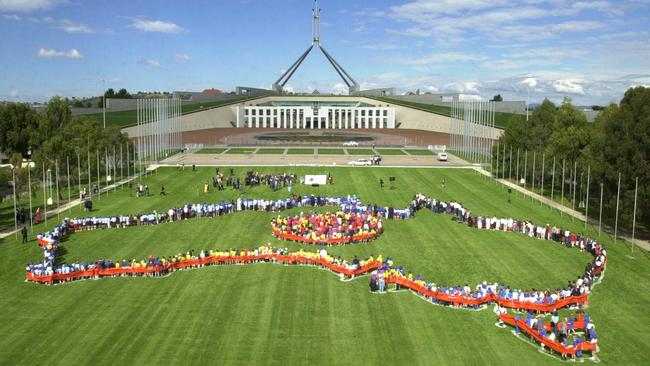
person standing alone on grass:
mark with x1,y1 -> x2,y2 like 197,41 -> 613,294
160,185 -> 166,196
380,179 -> 384,189
21,225 -> 28,243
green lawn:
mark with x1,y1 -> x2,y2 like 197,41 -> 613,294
346,148 -> 376,155
84,97 -> 257,128
375,149 -> 407,155
224,148 -> 257,155
369,97 -> 517,129
286,148 -> 315,155
317,148 -> 345,155
256,148 -> 286,155
196,148 -> 227,154
0,167 -> 648,365
404,149 -> 435,155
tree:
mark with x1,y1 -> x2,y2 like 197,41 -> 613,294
104,88 -> 115,98
116,88 -> 132,99
0,103 -> 39,157
491,94 -> 503,102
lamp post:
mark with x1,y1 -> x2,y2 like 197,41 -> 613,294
101,79 -> 107,128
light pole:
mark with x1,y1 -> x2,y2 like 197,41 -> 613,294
101,79 -> 107,128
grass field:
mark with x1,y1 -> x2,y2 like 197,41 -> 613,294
286,148 -> 315,155
196,148 -> 227,154
256,148 -> 286,155
375,149 -> 407,155
317,148 -> 345,155
346,148 -> 376,155
369,97 -> 516,129
84,97 -> 255,128
0,167 -> 648,365
224,148 -> 257,155
405,149 -> 435,155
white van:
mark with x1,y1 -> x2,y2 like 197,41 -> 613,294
437,152 -> 448,161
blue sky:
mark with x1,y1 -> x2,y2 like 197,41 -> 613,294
0,0 -> 649,104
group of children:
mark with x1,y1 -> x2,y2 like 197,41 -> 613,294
271,211 -> 383,244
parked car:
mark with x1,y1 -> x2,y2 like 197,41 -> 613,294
348,158 -> 372,166
343,141 -> 359,146
437,152 -> 448,161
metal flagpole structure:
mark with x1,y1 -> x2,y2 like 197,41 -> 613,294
120,144 -> 123,188
113,145 -> 117,192
560,159 -> 566,215
12,167 -> 17,239
66,156 -> 71,214
551,157 -> 556,204
540,153 -> 545,206
496,141 -> 500,179
28,163 -> 33,231
77,153 -> 81,197
127,143 -> 130,180
584,165 -> 590,230
598,183 -> 604,236
531,151 -> 536,194
523,150 -> 528,189
42,162 -> 47,226
509,147 -> 513,180
614,172 -> 621,244
96,150 -> 100,199
501,143 -> 506,180
87,151 -> 91,199
631,177 -> 638,254
572,161 -> 577,223
55,160 -> 60,220
516,149 -> 520,182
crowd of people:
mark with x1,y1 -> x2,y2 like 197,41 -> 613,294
25,243 -> 380,284
25,192 -> 607,360
271,211 -> 383,244
500,310 -> 599,360
244,171 -> 297,191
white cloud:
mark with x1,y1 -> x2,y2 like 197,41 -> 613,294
446,81 -> 481,94
0,0 -> 59,12
553,79 -> 585,95
58,19 -> 94,34
521,77 -> 538,88
331,82 -> 348,95
2,14 -> 20,20
361,44 -> 405,50
382,51 -> 485,65
174,54 -> 192,62
459,94 -> 484,101
132,18 -> 184,33
139,59 -> 161,68
9,90 -> 18,97
37,48 -> 83,59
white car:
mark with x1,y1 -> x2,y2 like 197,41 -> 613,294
437,152 -> 448,161
348,158 -> 372,166
343,141 -> 359,146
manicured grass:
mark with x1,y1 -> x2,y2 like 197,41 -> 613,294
256,148 -> 286,155
369,97 -> 517,129
224,148 -> 257,155
404,149 -> 435,155
286,148 -> 315,155
84,97 -> 257,128
375,149 -> 407,155
346,148 -> 376,155
0,167 -> 648,365
196,148 -> 227,154
317,149 -> 345,155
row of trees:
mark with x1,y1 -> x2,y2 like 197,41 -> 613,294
494,86 -> 649,238
0,98 -> 135,224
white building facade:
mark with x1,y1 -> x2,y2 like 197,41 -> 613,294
236,106 -> 395,129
